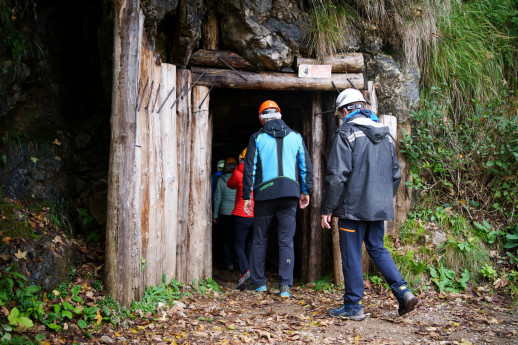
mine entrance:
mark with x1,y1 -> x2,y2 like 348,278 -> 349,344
210,88 -> 314,281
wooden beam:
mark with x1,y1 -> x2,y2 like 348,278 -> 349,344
191,67 -> 365,91
201,11 -> 218,50
190,49 -> 256,71
187,85 -> 212,281
296,53 -> 364,73
302,92 -> 324,283
175,69 -> 192,283
106,0 -> 144,307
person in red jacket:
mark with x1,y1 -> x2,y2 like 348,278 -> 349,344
227,148 -> 254,289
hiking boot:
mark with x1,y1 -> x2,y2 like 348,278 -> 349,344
398,291 -> 418,316
235,270 -> 250,290
255,285 -> 267,292
279,285 -> 291,298
327,304 -> 365,321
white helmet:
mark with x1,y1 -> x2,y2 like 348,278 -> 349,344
335,89 -> 367,115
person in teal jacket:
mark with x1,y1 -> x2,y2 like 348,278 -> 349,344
213,157 -> 237,270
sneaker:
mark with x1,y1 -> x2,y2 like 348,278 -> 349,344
255,285 -> 267,292
398,291 -> 418,316
279,285 -> 291,298
327,304 -> 365,321
235,270 -> 250,290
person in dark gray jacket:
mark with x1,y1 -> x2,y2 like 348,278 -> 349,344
321,89 -> 418,321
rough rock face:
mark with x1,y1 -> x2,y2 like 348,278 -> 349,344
366,53 -> 420,123
216,0 -> 309,70
170,0 -> 204,67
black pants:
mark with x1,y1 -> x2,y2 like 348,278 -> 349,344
219,214 -> 234,267
233,216 -> 254,274
250,197 -> 298,287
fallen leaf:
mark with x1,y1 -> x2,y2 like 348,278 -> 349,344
53,139 -> 61,145
95,311 -> 103,325
2,237 -> 12,245
54,236 -> 65,245
30,157 -> 38,163
14,249 -> 27,259
0,253 -> 11,261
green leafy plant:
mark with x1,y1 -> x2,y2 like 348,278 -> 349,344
479,264 -> 498,281
504,224 -> 518,253
429,265 -> 470,293
311,275 -> 334,291
77,208 -> 94,225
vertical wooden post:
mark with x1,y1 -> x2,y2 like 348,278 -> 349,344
379,115 -> 398,236
302,92 -> 324,282
106,0 -> 144,306
175,69 -> 192,282
187,85 -> 212,281
160,64 -> 178,282
201,10 -> 218,50
331,218 -> 344,285
106,0 -> 179,305
395,124 -> 412,229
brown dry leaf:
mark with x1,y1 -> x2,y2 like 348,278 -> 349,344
29,222 -> 37,229
53,139 -> 61,146
0,253 -> 11,261
2,237 -> 12,245
14,249 -> 27,259
54,236 -> 65,245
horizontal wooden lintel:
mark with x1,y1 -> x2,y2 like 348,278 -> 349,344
191,67 -> 366,91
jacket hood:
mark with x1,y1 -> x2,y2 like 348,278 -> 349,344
262,119 -> 292,138
349,116 -> 389,144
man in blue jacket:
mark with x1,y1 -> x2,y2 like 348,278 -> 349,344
243,100 -> 313,298
321,89 -> 418,320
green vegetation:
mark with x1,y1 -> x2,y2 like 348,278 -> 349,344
0,265 -> 220,343
422,0 -> 518,119
306,0 -> 359,58
0,0 -> 38,64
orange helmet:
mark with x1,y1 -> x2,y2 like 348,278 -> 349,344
258,100 -> 280,117
224,157 -> 237,165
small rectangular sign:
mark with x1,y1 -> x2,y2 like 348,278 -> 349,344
298,64 -> 332,79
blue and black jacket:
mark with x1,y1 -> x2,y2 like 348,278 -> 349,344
243,119 -> 313,201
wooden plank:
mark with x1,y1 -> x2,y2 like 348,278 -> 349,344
201,11 -> 218,50
160,63 -> 178,283
296,53 -> 364,73
106,0 -> 144,307
190,49 -> 257,72
366,81 -> 378,115
396,124 -> 412,231
308,92 -> 324,282
379,115 -> 398,236
191,67 -> 365,91
331,217 -> 344,285
175,69 -> 192,283
187,85 -> 212,282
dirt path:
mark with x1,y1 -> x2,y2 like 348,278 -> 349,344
88,270 -> 518,345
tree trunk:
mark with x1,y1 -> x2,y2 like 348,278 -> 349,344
175,69 -> 192,282
106,0 -> 179,305
191,67 -> 365,91
296,54 -> 364,73
187,85 -> 212,281
190,49 -> 256,71
106,0 -> 144,307
302,92 -> 324,282
331,217 -> 343,285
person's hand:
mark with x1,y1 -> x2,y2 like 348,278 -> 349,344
299,194 -> 310,209
213,218 -> 218,224
321,214 -> 332,229
244,200 -> 253,216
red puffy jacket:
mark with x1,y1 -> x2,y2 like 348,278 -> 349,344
227,162 -> 254,218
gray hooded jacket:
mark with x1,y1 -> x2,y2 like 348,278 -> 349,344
321,112 -> 401,221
